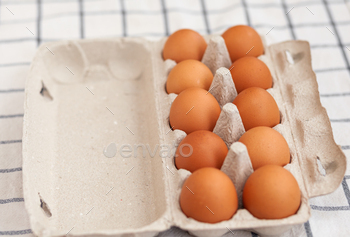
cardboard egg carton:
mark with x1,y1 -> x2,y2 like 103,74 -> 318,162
23,35 -> 346,237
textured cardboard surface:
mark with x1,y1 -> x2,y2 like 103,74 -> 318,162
23,36 -> 346,237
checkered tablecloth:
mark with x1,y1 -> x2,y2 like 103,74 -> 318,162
1,0 -> 350,236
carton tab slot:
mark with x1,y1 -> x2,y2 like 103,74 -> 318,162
39,81 -> 53,101
285,50 -> 295,65
317,157 -> 326,176
39,193 -> 52,218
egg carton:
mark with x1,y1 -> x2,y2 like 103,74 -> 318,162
23,35 -> 346,237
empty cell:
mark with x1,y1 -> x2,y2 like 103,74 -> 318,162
320,96 -> 350,120
289,4 -> 329,25
294,25 -> 337,46
0,23 -> 37,41
124,0 -> 161,11
247,0 -> 280,4
249,7 -> 287,27
329,3 -> 350,22
0,65 -> 29,90
328,123 -> 350,149
208,6 -> 247,34
310,200 -> 350,236
0,203 -> 31,230
85,14 -> 123,38
311,47 -> 346,71
168,11 -> 206,35
127,13 -> 165,36
0,142 -> 23,169
316,70 -> 350,95
309,183 -> 350,207
205,0 -> 241,12
0,93 -> 25,115
41,15 -> 80,39
84,0 -> 121,12
0,2 -> 37,22
42,1 -> 78,17
260,26 -> 293,45
0,41 -> 36,64
285,0 -> 322,4
165,0 -> 202,12
0,171 -> 23,199
0,118 -> 23,142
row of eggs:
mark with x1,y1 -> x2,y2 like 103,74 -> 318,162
162,26 -> 301,223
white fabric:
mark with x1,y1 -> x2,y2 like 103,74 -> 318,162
0,0 -> 350,236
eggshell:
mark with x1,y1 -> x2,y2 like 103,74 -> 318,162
229,56 -> 272,94
163,29 -> 207,63
238,126 -> 290,170
166,59 -> 213,94
175,130 -> 228,172
180,167 -> 238,223
233,87 -> 280,131
169,88 -> 221,134
222,25 -> 264,62
243,165 -> 301,219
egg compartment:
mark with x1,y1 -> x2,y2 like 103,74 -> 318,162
23,36 -> 346,237
157,36 -> 345,236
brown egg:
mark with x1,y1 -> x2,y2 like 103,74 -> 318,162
230,56 -> 272,94
166,60 -> 213,94
233,87 -> 280,131
222,25 -> 264,62
243,165 -> 301,219
180,167 -> 238,223
239,126 -> 290,170
163,29 -> 207,63
169,88 -> 221,134
175,130 -> 228,172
